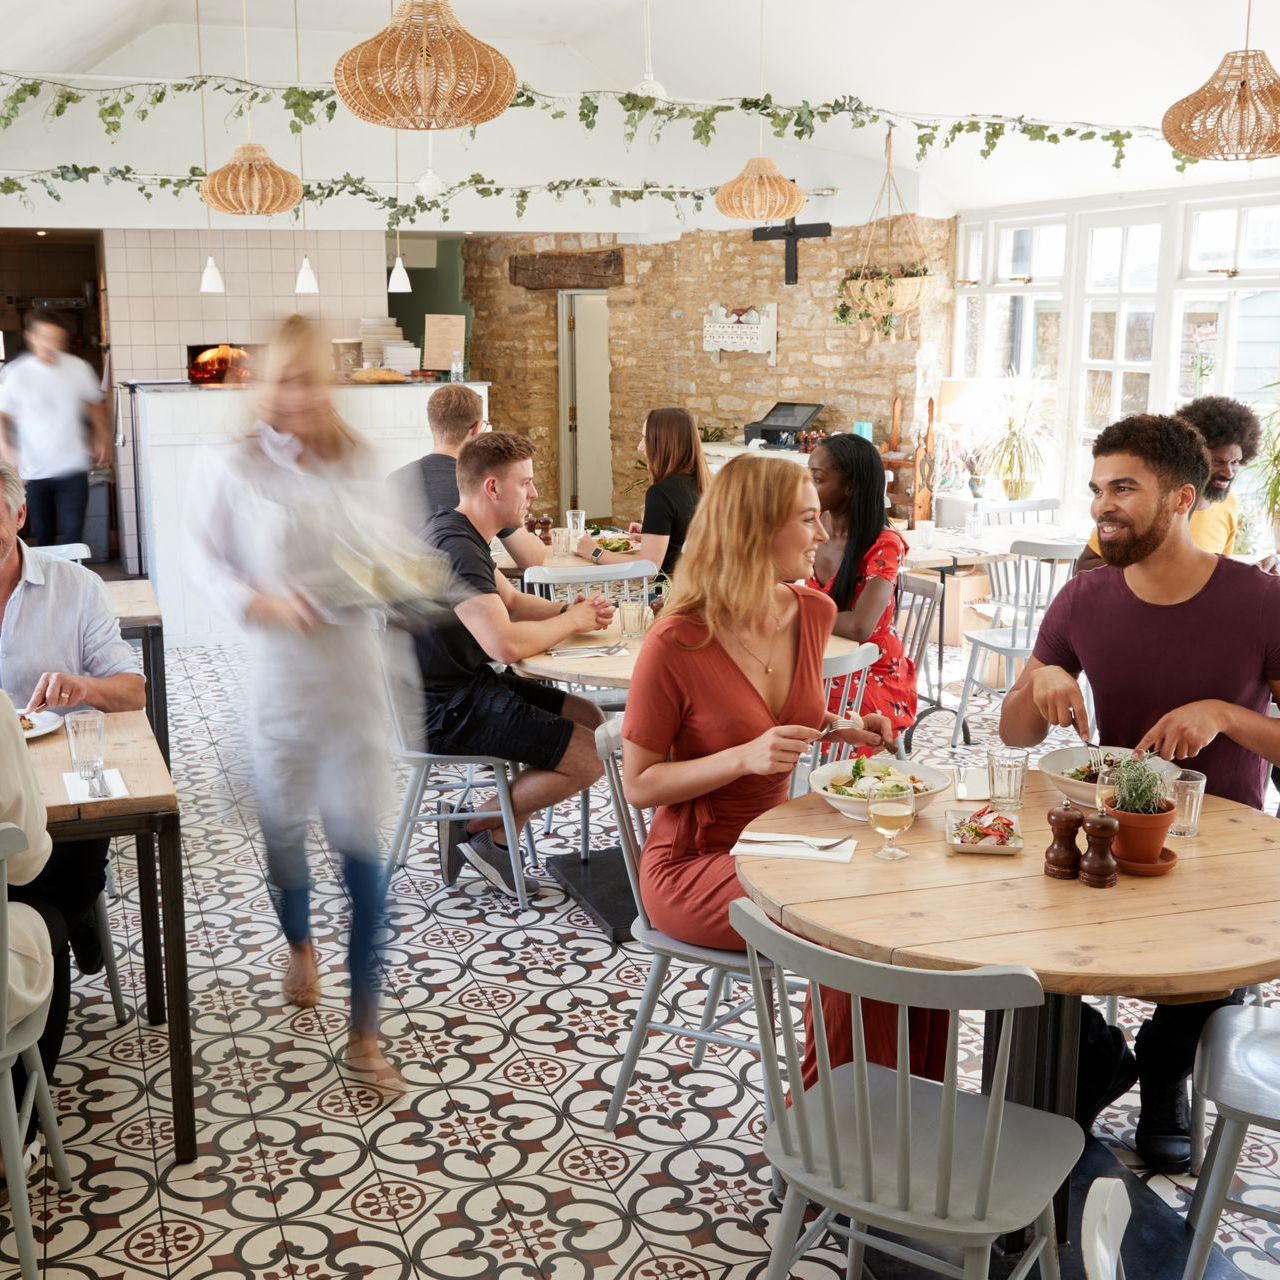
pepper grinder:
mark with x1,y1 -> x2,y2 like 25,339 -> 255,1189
1044,800 -> 1084,880
1079,808 -> 1119,889
538,515 -> 552,545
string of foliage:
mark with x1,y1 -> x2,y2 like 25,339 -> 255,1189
0,71 -> 1196,171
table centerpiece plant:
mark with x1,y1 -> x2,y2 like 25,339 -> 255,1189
1101,756 -> 1176,863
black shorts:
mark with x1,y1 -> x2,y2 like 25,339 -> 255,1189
425,668 -> 573,770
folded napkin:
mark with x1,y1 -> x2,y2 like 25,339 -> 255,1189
732,832 -> 857,863
62,769 -> 130,803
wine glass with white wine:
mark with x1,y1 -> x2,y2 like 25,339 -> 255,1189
867,781 -> 916,862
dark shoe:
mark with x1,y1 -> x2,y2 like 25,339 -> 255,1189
69,918 -> 104,975
437,803 -> 472,886
1076,1024 -> 1138,1132
1135,1074 -> 1192,1173
459,831 -> 538,900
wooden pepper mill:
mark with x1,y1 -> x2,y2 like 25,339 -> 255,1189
1044,800 -> 1084,880
1080,808 -> 1120,889
538,515 -> 552,545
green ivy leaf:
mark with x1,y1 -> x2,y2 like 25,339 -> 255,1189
578,94 -> 599,130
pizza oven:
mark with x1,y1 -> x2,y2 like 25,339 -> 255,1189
186,342 -> 259,384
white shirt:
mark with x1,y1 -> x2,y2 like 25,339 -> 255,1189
0,352 -> 103,480
0,544 -> 141,709
0,692 -> 54,1031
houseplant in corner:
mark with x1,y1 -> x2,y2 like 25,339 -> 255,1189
1100,756 -> 1176,866
977,375 -> 1054,501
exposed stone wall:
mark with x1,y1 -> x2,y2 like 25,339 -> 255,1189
463,217 -> 954,521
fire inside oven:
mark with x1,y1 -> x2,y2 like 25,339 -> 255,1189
187,343 -> 255,384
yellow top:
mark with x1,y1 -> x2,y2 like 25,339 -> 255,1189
1087,492 -> 1239,557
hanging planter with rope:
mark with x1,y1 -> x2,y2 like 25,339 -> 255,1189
834,128 -> 931,344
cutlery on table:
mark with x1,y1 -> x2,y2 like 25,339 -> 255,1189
736,831 -> 853,851
92,764 -> 109,799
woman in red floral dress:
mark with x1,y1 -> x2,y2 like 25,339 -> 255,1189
806,434 -> 917,739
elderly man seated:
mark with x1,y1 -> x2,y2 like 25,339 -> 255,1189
0,461 -> 144,974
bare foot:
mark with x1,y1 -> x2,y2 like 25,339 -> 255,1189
282,941 -> 320,1009
346,1034 -> 409,1092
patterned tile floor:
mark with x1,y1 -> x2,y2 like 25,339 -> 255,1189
8,644 -> 1280,1279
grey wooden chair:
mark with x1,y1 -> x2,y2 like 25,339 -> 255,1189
729,897 -> 1083,1280
1181,1003 -> 1280,1280
0,822 -> 73,1280
792,642 -> 878,796
1082,1178 -> 1130,1280
974,498 -> 1061,526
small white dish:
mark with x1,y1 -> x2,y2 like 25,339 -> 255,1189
945,807 -> 1024,855
20,709 -> 62,741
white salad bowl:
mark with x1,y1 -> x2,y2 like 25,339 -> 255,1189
1037,745 -> 1178,808
809,758 -> 953,823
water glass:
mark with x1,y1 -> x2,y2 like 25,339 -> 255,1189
965,510 -> 985,541
67,709 -> 105,779
915,519 -> 935,549
619,599 -> 648,639
566,509 -> 587,540
1167,768 -> 1207,837
987,747 -> 1028,810
550,527 -> 571,556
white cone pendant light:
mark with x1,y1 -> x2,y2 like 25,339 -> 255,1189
200,255 -> 225,293
388,256 -> 412,291
295,254 -> 319,294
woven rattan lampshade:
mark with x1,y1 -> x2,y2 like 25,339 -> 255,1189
334,0 -> 516,131
201,142 -> 303,216
714,155 -> 806,222
1163,48 -> 1280,160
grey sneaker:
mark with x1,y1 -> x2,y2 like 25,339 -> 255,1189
437,803 -> 472,886
459,829 -> 539,899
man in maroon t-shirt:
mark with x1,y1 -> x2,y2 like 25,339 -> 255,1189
1002,412 -> 1280,1174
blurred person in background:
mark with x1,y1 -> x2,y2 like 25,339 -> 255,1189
188,315 -> 408,1089
0,309 -> 108,547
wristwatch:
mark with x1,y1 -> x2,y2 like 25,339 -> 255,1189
591,546 -> 605,563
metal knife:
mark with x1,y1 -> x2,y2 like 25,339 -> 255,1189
92,763 -> 109,799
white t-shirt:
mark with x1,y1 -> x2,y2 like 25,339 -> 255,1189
0,352 -> 103,480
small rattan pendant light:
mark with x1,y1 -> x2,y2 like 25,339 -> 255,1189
1163,0 -> 1280,160
334,0 -> 517,131
201,0 -> 302,215
714,0 -> 805,222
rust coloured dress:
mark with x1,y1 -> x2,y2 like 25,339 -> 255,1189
622,584 -> 947,1085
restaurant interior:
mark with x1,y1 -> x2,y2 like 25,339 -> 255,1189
2,2 -> 1280,1278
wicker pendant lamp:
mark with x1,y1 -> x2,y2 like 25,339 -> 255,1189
200,0 -> 302,215
714,0 -> 806,222
334,0 -> 517,131
1163,0 -> 1280,160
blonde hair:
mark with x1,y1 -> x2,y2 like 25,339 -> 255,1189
428,383 -> 483,445
0,462 -> 25,517
256,315 -> 360,460
663,454 -> 808,648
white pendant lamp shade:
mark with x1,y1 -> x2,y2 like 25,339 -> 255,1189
200,255 -> 225,294
631,72 -> 668,100
295,254 -> 319,294
416,169 -> 446,199
388,256 -> 412,291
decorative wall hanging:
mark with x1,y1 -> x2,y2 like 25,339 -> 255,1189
702,304 -> 778,366
333,0 -> 517,131
1162,0 -> 1280,160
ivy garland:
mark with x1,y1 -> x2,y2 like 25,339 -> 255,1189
0,70 -> 1193,171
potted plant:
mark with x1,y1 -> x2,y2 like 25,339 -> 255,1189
977,375 -> 1055,501
1101,757 -> 1176,864
834,261 -> 930,342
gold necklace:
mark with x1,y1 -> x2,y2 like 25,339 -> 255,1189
732,607 -> 786,674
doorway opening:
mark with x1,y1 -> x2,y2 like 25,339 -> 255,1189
556,290 -> 614,521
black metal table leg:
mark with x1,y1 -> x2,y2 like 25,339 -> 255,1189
146,623 -> 169,768
158,811 -> 195,1163
135,831 -> 165,1025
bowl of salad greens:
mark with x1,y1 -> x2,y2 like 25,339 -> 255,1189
809,757 -> 951,822
1038,746 -> 1177,807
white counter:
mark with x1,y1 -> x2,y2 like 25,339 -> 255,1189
701,441 -> 811,472
130,380 -> 489,647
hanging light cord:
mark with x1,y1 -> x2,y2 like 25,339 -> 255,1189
294,0 -> 307,236
643,0 -> 655,79
241,0 -> 252,140
756,0 -> 765,154
1246,0 -> 1254,51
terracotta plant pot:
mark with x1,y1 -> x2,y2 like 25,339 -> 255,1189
1102,797 -> 1176,863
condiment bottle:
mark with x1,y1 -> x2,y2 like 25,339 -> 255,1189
1079,808 -> 1119,889
1044,800 -> 1084,880
524,515 -> 537,535
538,515 -> 552,545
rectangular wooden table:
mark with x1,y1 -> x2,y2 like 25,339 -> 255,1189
105,578 -> 169,767
29,710 -> 194,1164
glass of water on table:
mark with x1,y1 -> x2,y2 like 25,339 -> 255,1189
988,747 -> 1028,810
566,509 -> 587,541
67,709 -> 105,787
868,782 -> 916,861
1168,768 -> 1207,837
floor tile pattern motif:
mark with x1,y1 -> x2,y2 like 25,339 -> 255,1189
8,644 -> 1280,1278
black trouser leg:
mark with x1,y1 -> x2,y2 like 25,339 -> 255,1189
52,471 -> 89,545
9,838 -> 109,933
23,478 -> 58,545
1136,992 -> 1245,1084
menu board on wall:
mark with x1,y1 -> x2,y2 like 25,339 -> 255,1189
422,313 -> 468,371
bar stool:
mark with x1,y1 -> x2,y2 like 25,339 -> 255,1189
1181,1003 -> 1280,1280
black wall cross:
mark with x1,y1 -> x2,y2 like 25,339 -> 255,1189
752,217 -> 833,285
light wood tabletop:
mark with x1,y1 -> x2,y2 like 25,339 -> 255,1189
105,578 -> 162,628
513,620 -> 869,691
27,710 -> 177,824
735,768 -> 1280,1002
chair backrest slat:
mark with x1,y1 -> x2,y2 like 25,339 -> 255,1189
896,1003 -> 912,1210
934,1010 -> 961,1218
748,948 -> 794,1156
808,978 -> 844,1188
776,962 -> 815,1171
594,719 -> 651,931
895,574 -> 941,674
973,1006 -> 1016,1221
851,995 -> 875,1201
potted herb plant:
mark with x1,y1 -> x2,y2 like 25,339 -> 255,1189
1101,757 -> 1176,864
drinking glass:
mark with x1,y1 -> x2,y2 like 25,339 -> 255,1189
566,509 -> 587,540
965,510 -> 984,541
868,782 -> 916,861
987,747 -> 1028,810
619,599 -> 648,639
1167,768 -> 1207,837
550,527 -> 571,556
914,519 -> 935,549
67,710 -> 105,781
1095,765 -> 1118,815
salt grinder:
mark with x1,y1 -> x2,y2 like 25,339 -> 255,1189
1079,808 -> 1119,889
1044,800 -> 1083,880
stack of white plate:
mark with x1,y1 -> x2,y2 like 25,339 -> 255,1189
381,339 -> 420,373
359,317 -> 403,366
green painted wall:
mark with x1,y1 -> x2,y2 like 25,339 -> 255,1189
387,238 -> 474,363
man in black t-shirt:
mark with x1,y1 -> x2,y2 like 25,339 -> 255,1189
390,383 -> 546,570
416,431 -> 613,897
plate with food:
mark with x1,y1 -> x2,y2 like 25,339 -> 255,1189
1038,745 -> 1178,807
809,756 -> 951,822
945,806 -> 1023,855
594,533 -> 636,554
20,709 -> 62,741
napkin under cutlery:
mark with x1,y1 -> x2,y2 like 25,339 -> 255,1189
732,831 -> 857,862
63,769 -> 130,802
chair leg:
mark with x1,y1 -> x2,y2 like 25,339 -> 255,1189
95,892 -> 127,1025
23,1045 -> 69,1191
494,771 -> 529,912
765,1184 -> 808,1280
579,788 -> 590,863
846,1221 -> 866,1280
962,1243 -> 992,1280
1190,1082 -> 1207,1177
691,967 -> 727,1069
0,1070 -> 39,1280
1035,1200 -> 1061,1280
950,644 -> 983,749
604,953 -> 671,1131
1182,1117 -> 1248,1280
1104,994 -> 1119,1026
387,761 -> 427,878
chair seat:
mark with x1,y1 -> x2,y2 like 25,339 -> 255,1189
1194,1004 -> 1280,1124
631,918 -> 767,972
765,1061 -> 1083,1243
961,625 -> 1039,655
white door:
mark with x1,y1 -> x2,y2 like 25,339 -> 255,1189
563,292 -> 614,519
